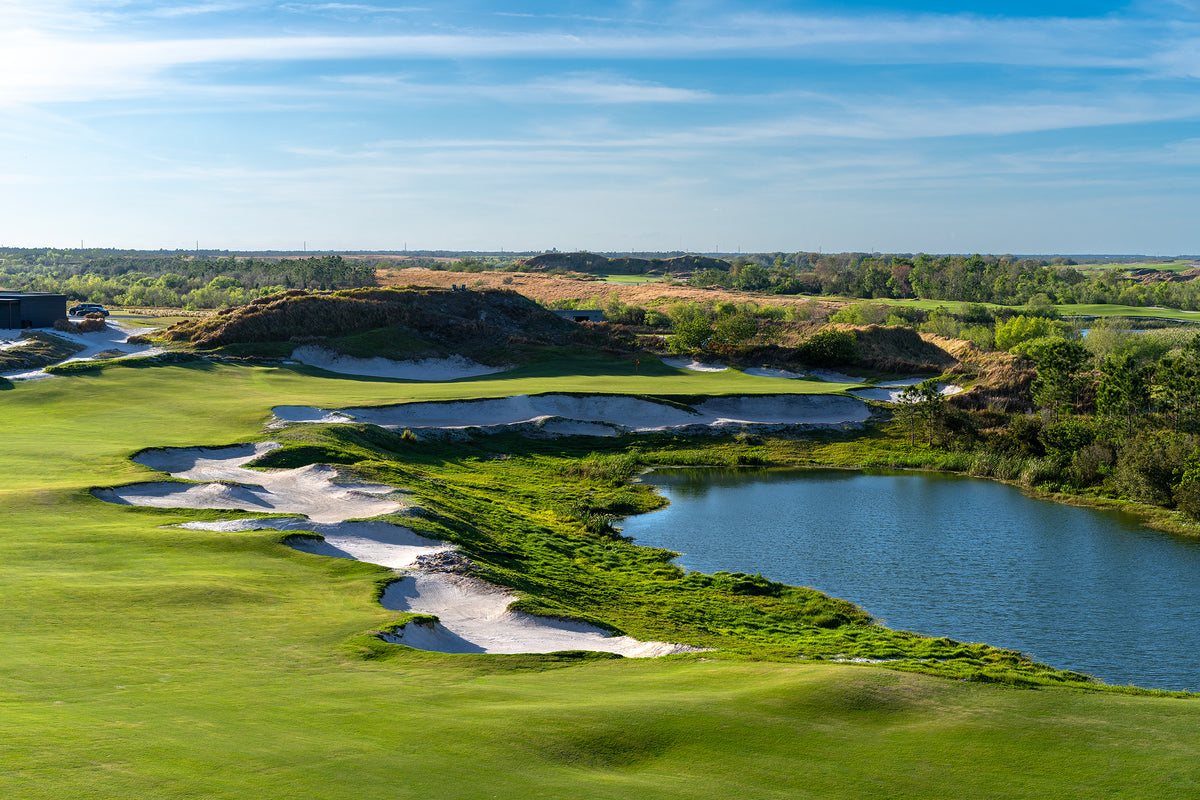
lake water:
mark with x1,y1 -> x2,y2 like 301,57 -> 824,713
620,468 -> 1200,691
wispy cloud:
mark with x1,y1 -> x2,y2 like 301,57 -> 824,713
322,72 -> 710,103
0,6 -> 1194,106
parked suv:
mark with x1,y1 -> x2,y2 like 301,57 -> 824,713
68,303 -> 109,317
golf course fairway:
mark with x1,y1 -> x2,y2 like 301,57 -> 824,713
3,361 -> 1198,799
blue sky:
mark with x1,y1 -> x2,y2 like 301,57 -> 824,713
1,1 -> 1197,254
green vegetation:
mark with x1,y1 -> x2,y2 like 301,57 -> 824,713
4,359 -> 1200,798
0,249 -> 374,309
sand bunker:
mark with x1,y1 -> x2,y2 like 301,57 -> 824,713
1,320 -> 163,381
96,443 -> 403,524
743,366 -> 807,380
379,574 -> 691,656
182,518 -> 453,570
290,346 -> 509,381
662,357 -> 729,372
273,393 -> 870,435
96,443 -> 694,657
850,380 -> 965,403
808,369 -> 867,384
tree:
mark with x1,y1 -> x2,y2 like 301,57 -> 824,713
1154,337 -> 1200,432
897,378 -> 945,446
1096,353 -> 1151,436
713,313 -> 757,346
1027,338 -> 1089,420
667,315 -> 712,353
994,314 -> 1060,351
796,329 -> 857,367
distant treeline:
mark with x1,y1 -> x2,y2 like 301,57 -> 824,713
0,249 -> 374,309
690,252 -> 1188,307
515,250 -> 1200,310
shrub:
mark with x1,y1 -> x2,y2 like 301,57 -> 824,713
1069,443 -> 1114,488
1020,457 -> 1062,487
52,318 -> 75,332
77,313 -> 108,333
995,315 -> 1062,351
796,329 -> 857,366
1112,430 -> 1195,506
829,302 -> 891,326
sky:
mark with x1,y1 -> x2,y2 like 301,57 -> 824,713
0,1 -> 1198,255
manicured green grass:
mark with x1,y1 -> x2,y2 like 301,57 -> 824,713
44,352 -> 864,403
1072,259 -> 1196,272
866,298 -> 1200,323
1056,303 -> 1200,322
3,364 -> 1200,798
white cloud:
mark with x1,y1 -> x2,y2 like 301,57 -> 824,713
0,7 -> 1194,108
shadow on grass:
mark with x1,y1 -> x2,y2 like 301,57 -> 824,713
465,354 -> 674,383
47,356 -> 218,377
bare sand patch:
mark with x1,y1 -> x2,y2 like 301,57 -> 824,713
182,518 -> 452,569
1,321 -> 162,381
849,381 -> 965,403
96,443 -> 695,657
809,369 -> 867,384
743,366 -> 807,379
274,393 -> 870,435
290,346 -> 509,381
379,573 -> 697,656
661,357 -> 729,372
98,443 -> 404,524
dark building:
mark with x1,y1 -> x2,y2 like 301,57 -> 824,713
0,292 -> 68,329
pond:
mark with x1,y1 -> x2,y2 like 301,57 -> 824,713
620,468 -> 1200,691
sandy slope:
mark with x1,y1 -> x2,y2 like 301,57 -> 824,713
661,357 -> 729,372
1,320 -> 162,381
96,443 -> 404,524
96,443 -> 695,657
849,379 -> 965,403
290,346 -> 510,381
743,366 -> 808,379
379,574 -> 692,656
273,393 -> 870,434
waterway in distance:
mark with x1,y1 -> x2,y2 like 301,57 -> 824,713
620,468 -> 1200,691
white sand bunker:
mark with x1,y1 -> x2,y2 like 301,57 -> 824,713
96,443 -> 694,657
850,379 -> 965,403
662,357 -> 728,372
380,573 -> 692,657
744,366 -> 807,380
181,518 -> 453,570
95,443 -> 403,524
809,369 -> 867,384
291,346 -> 509,381
273,393 -> 870,435
2,321 -> 163,381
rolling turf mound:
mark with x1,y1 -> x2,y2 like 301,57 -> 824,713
162,286 -> 622,364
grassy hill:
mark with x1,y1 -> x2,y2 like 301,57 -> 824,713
161,286 -> 625,364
